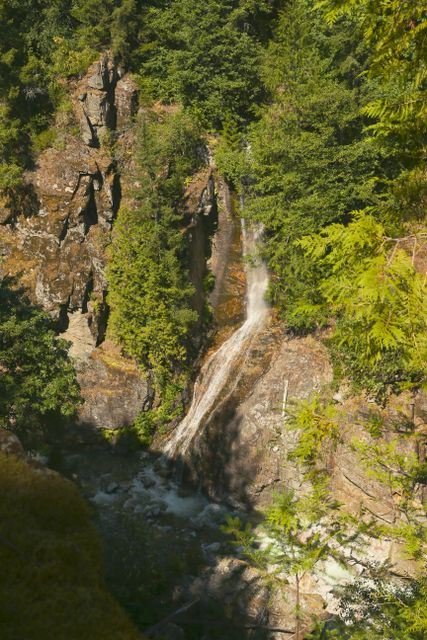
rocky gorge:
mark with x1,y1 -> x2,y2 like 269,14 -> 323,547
2,41 -> 426,640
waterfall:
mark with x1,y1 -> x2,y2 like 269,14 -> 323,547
162,219 -> 269,459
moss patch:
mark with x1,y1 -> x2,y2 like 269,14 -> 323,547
0,452 -> 142,640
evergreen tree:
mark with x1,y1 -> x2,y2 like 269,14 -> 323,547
245,0 -> 387,330
0,279 -> 81,440
140,0 -> 277,127
225,481 -> 367,640
107,110 -> 202,398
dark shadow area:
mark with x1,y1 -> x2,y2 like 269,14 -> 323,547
53,431 -> 279,640
0,444 -> 141,640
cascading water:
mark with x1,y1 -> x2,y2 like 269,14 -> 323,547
162,220 -> 269,459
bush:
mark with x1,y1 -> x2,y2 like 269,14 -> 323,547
0,451 -> 141,640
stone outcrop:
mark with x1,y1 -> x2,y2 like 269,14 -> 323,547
74,54 -> 137,146
0,54 -> 148,432
187,324 -> 333,508
0,55 -> 218,435
185,166 -> 218,339
73,340 -> 151,433
0,140 -> 117,337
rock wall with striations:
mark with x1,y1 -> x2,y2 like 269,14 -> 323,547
0,54 -> 218,435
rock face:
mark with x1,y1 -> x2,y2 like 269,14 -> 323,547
0,54 -> 218,435
74,54 -> 137,146
0,55 -> 147,432
188,323 -> 333,508
185,166 -> 218,339
5,141 -> 115,336
0,55 -> 133,339
74,341 -> 151,433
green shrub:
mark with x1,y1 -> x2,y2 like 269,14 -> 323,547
0,451 -> 141,640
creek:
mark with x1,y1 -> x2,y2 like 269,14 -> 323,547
162,219 -> 269,460
55,197 -> 275,639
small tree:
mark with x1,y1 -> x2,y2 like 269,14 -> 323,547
0,278 -> 81,442
225,480 -> 368,639
318,424 -> 427,639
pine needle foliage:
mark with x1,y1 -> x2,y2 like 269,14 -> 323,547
287,394 -> 339,466
224,481 -> 368,640
317,0 -> 427,153
107,109 -> 202,400
245,0 -> 388,330
0,278 -> 81,441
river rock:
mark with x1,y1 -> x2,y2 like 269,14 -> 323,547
190,503 -> 228,530
151,623 -> 184,640
202,542 -> 221,554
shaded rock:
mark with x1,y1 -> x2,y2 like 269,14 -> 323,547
106,482 -> 119,494
0,429 -> 26,459
202,542 -> 221,554
75,341 -> 150,432
190,503 -> 228,530
115,74 -> 138,130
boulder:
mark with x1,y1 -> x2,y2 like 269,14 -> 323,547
115,74 -> 138,130
75,341 -> 150,432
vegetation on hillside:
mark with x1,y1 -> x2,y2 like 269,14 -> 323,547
107,108 -> 203,437
0,279 -> 80,443
221,2 -> 427,637
1,0 -> 427,634
0,451 -> 141,640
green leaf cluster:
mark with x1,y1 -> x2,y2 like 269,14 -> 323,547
0,279 -> 81,442
287,393 -> 427,639
318,0 -> 427,153
245,0 -> 388,330
298,214 -> 427,394
107,109 -> 202,397
287,394 -> 339,465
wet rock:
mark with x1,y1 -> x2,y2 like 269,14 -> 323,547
151,623 -> 184,640
106,481 -> 119,494
90,491 -> 117,506
144,505 -> 161,518
141,475 -> 156,489
123,497 -> 138,511
202,542 -> 221,554
190,503 -> 228,530
153,458 -> 173,478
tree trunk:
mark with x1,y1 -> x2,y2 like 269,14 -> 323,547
295,573 -> 301,640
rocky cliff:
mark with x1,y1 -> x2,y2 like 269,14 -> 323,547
0,54 -> 217,435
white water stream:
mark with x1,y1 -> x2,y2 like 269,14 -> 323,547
162,221 -> 269,459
